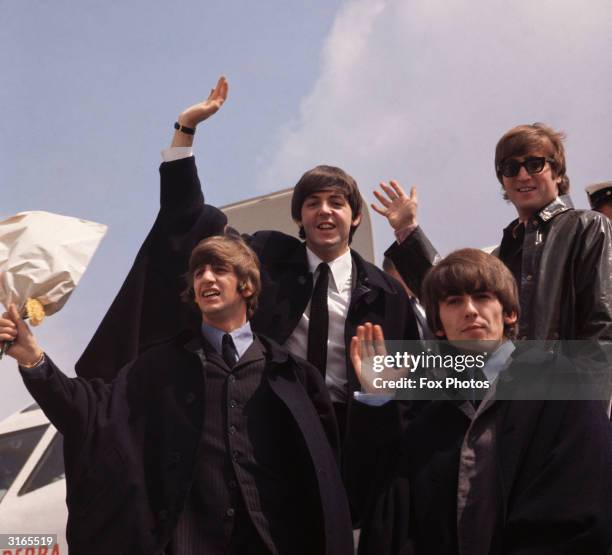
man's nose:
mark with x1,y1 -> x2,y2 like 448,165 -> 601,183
464,298 -> 478,316
318,202 -> 333,214
517,166 -> 531,180
202,268 -> 216,282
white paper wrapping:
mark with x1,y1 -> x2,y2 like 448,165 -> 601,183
0,211 -> 107,316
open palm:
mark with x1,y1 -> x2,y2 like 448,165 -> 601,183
179,75 -> 229,127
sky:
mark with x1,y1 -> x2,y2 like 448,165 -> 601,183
2,0 -> 612,420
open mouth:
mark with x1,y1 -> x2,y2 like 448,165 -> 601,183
201,290 -> 220,298
516,187 -> 536,193
317,223 -> 336,230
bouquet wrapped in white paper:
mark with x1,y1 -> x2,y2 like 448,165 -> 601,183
0,210 -> 107,356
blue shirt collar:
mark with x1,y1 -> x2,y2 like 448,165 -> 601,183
482,340 -> 515,383
200,320 -> 254,360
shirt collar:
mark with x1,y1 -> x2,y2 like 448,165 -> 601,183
537,195 -> 571,222
200,320 -> 253,359
507,195 -> 572,230
306,246 -> 353,293
482,340 -> 515,383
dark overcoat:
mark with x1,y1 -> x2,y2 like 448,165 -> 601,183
345,352 -> 612,554
76,156 -> 419,396
22,334 -> 354,555
76,159 -> 227,381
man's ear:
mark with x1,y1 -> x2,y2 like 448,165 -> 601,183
294,221 -> 306,240
503,311 -> 518,325
239,282 -> 252,299
351,213 -> 363,228
434,329 -> 446,338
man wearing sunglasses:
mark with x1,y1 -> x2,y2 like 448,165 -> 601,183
377,122 -> 611,341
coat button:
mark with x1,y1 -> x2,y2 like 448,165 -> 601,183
228,480 -> 238,489
230,399 -> 239,408
169,451 -> 181,464
232,450 -> 241,461
158,509 -> 168,521
226,508 -> 235,518
525,274 -> 533,281
228,375 -> 236,383
229,425 -> 237,435
185,393 -> 196,404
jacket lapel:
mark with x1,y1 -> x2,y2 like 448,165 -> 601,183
272,243 -> 313,343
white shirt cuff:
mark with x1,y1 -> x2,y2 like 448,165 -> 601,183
160,146 -> 193,162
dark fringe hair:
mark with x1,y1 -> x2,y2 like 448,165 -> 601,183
495,122 -> 570,197
291,165 -> 363,243
421,248 -> 519,339
181,234 -> 261,318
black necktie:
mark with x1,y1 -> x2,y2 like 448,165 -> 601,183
307,263 -> 330,376
222,333 -> 237,369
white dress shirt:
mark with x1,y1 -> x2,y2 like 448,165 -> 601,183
283,247 -> 353,403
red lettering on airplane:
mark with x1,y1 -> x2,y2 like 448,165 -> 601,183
1,547 -> 59,555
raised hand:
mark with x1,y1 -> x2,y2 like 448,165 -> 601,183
350,322 -> 408,394
371,180 -> 418,231
178,75 -> 229,128
0,304 -> 44,367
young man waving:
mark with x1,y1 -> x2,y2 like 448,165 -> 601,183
77,76 -> 419,442
2,236 -> 353,555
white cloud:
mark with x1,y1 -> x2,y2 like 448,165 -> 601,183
257,0 -> 612,256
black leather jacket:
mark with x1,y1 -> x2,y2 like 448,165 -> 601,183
385,197 -> 612,341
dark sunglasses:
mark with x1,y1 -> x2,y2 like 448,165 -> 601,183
498,157 -> 554,178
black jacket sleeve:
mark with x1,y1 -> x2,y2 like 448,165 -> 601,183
75,157 -> 227,381
573,213 -> 612,341
20,355 -> 126,486
384,226 -> 441,300
503,400 -> 612,554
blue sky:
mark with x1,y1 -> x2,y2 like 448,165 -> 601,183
2,0 -> 612,418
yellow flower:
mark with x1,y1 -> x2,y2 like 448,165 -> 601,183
25,298 -> 45,326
